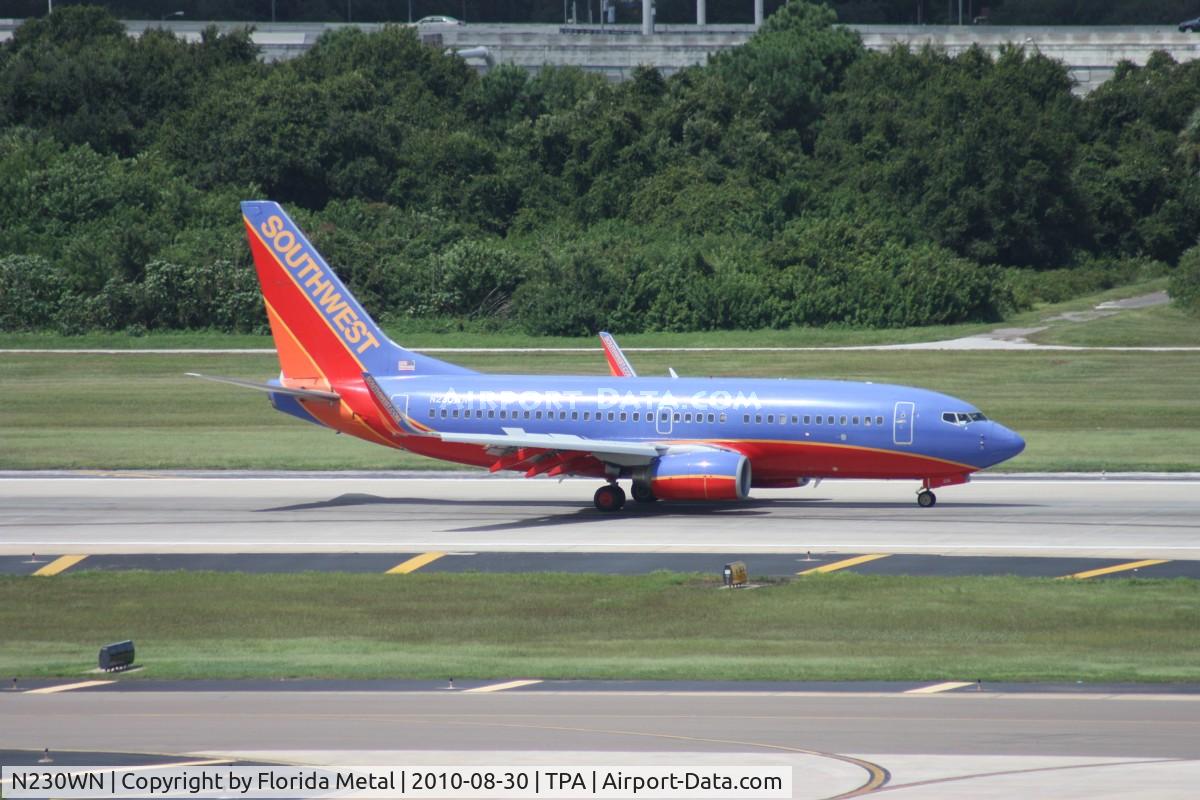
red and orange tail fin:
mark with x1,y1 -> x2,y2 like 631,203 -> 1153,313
241,200 -> 473,386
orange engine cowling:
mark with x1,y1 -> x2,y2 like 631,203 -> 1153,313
649,451 -> 751,501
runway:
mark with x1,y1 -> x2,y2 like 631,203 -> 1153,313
3,689 -> 1198,798
1,474 -> 1197,559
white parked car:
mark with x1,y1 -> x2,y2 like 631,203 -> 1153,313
416,15 -> 464,26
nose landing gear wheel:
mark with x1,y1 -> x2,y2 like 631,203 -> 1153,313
917,489 -> 937,508
631,482 -> 657,504
594,484 -> 626,511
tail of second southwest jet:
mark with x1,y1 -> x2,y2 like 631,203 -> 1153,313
241,200 -> 473,388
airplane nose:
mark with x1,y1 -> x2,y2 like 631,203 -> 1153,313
993,424 -> 1026,462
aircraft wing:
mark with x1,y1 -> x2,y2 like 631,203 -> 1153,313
437,427 -> 669,473
185,373 -> 341,403
439,428 -> 663,459
599,331 -> 637,378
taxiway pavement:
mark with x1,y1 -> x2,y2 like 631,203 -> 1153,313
3,689 -> 1198,798
1,474 -> 1197,559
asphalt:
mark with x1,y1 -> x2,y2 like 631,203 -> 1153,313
2,475 -> 1198,560
2,550 -> 1197,578
6,678 -> 1200,695
3,691 -> 1199,799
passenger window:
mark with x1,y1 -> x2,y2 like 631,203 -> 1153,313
804,415 -> 811,424
572,411 -> 579,420
708,413 -> 715,423
719,413 -> 727,423
523,411 -> 530,419
815,415 -> 822,424
488,410 -> 495,419
440,409 -> 448,418
559,411 -> 567,420
840,416 -> 847,425
605,412 -> 613,422
620,412 -> 627,422
427,408 -> 435,418
781,416 -> 787,425
876,416 -> 884,425
452,410 -> 459,418
633,412 -> 639,422
536,411 -> 542,419
743,414 -> 750,423
755,415 -> 763,424
685,413 -> 692,423
852,416 -> 859,425
766,415 -> 774,424
673,412 -> 681,422
864,416 -> 872,426
828,417 -> 835,426
583,411 -> 590,421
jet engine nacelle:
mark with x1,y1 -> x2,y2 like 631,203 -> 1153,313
649,450 -> 751,501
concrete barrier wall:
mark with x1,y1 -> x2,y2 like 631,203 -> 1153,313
7,20 -> 1200,91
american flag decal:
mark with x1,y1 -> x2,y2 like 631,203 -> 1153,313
398,360 -> 416,371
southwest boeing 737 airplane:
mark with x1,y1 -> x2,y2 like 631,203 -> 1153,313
192,201 -> 1025,511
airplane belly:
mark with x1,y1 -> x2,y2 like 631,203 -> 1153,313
718,439 -> 976,481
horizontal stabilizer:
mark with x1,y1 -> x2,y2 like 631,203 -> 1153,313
185,373 -> 341,403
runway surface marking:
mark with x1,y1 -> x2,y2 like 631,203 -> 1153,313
463,680 -> 545,694
385,552 -> 446,574
432,717 -> 890,798
798,554 -> 889,574
24,681 -> 115,694
32,555 -> 87,576
1064,558 -> 1171,579
903,682 -> 975,695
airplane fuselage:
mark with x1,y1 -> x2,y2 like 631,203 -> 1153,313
278,373 -> 1024,486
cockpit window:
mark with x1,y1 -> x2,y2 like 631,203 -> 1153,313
943,411 -> 989,425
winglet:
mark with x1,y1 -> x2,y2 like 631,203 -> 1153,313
599,331 -> 637,378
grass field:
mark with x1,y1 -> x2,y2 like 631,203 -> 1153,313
1,279 -> 1192,351
2,347 -> 1198,470
1030,303 -> 1200,347
1,572 -> 1196,682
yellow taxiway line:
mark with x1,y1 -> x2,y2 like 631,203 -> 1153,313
798,554 -> 889,575
386,551 -> 446,574
25,680 -> 115,694
33,555 -> 88,576
1062,559 -> 1168,580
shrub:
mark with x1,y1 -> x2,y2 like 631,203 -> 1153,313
1169,245 -> 1200,316
0,254 -> 68,331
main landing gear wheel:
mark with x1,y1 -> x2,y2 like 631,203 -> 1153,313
917,489 -> 937,508
594,484 -> 626,512
631,482 -> 657,504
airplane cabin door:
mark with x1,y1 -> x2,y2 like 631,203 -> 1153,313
893,401 -> 915,446
388,393 -> 410,425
